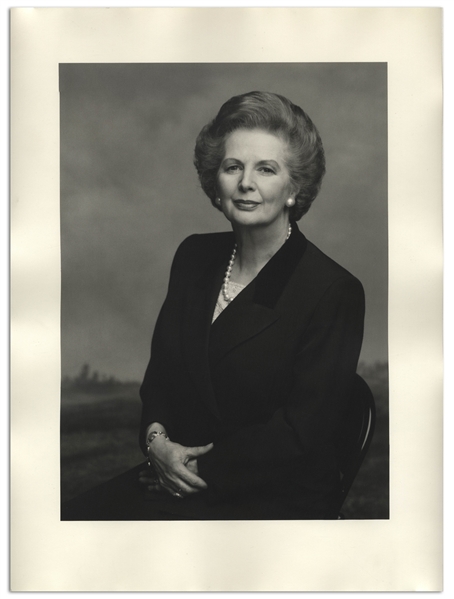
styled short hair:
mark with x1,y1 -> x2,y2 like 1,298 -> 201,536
193,91 -> 326,221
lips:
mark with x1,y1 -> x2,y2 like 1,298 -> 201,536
232,199 -> 260,209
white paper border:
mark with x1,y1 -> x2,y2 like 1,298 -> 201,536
10,6 -> 443,592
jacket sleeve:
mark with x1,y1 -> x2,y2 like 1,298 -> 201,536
197,275 -> 365,501
138,236 -> 196,454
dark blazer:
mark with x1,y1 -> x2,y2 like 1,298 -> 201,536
139,223 -> 365,519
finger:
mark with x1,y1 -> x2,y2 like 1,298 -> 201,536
153,459 -> 205,490
147,483 -> 164,493
159,480 -> 182,497
139,471 -> 159,484
172,466 -> 208,490
185,443 -> 214,458
156,469 -> 204,496
139,476 -> 159,486
177,484 -> 202,496
165,482 -> 192,498
170,478 -> 206,496
139,468 -> 158,479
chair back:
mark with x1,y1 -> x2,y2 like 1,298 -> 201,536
335,373 -> 376,512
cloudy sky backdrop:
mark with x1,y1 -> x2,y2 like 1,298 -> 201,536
60,63 -> 387,381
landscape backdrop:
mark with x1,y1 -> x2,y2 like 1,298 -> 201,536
60,63 -> 388,518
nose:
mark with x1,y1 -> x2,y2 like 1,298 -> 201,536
238,168 -> 256,192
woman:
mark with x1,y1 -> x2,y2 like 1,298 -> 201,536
136,91 -> 365,520
61,91 -> 365,521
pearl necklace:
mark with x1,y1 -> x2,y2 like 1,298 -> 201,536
222,223 -> 292,303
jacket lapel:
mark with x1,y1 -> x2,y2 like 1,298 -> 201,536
208,282 -> 280,366
181,224 -> 308,419
209,223 -> 308,366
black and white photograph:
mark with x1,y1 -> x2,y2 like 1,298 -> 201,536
59,63 -> 388,521
10,7 -> 442,592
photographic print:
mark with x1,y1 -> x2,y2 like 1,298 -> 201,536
59,63 -> 388,521
11,8 -> 441,591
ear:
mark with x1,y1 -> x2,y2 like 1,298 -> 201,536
286,190 -> 298,207
287,179 -> 299,198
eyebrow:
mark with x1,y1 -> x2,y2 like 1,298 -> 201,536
256,160 -> 281,169
222,158 -> 282,169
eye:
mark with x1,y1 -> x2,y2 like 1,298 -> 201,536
224,164 -> 243,175
258,166 -> 275,175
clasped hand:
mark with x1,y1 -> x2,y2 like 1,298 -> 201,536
139,436 -> 213,498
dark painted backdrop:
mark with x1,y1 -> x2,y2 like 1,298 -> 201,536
60,63 -> 387,382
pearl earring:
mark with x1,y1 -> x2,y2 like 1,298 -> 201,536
215,197 -> 221,205
286,198 -> 295,207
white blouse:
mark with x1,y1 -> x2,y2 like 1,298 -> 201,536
212,281 -> 245,323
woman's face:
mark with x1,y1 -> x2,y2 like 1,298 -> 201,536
216,128 -> 295,231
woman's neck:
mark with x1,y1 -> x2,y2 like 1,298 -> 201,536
230,219 -> 291,285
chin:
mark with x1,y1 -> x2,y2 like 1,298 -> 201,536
229,214 -> 285,230
228,215 -> 264,229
